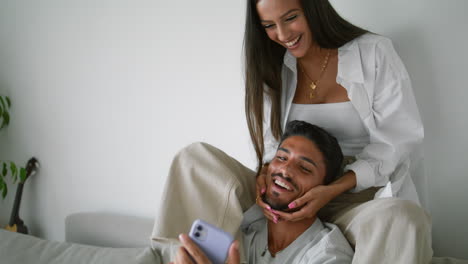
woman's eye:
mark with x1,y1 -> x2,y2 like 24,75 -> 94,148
263,24 -> 275,29
286,15 -> 298,21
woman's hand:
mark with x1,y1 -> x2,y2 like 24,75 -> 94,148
272,184 -> 336,222
255,164 -> 282,223
270,171 -> 356,222
170,234 -> 240,264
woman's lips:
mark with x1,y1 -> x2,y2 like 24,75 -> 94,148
284,35 -> 302,49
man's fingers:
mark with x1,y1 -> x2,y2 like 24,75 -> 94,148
175,246 -> 194,264
178,234 -> 211,264
227,240 -> 240,264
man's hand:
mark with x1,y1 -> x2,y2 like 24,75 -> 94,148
170,234 -> 240,264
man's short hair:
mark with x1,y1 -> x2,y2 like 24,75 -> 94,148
279,120 -> 344,185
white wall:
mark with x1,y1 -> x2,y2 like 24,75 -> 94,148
0,0 -> 467,259
0,0 -> 254,241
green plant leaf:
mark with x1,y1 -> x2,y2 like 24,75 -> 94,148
19,167 -> 27,183
10,162 -> 18,178
0,96 -> 6,109
5,96 -> 11,108
3,111 -> 9,126
1,180 -> 7,199
2,162 -> 7,177
0,96 -> 8,128
0,97 -> 7,115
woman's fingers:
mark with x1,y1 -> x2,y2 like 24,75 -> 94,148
256,163 -> 269,196
270,185 -> 333,222
271,206 -> 311,222
287,188 -> 316,210
256,195 -> 270,209
178,234 -> 211,264
262,208 -> 279,222
256,173 -> 266,197
258,195 -> 282,223
227,241 -> 240,264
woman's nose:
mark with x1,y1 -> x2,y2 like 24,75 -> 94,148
276,25 -> 291,43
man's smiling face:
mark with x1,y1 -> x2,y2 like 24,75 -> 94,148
263,135 -> 327,211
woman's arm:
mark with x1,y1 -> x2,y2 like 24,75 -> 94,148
345,37 -> 423,193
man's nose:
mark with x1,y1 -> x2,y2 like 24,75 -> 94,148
278,162 -> 293,177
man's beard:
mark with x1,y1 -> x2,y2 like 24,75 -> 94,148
261,172 -> 300,212
261,192 -> 290,211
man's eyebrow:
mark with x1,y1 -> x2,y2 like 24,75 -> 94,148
260,9 -> 300,23
278,147 -> 290,153
278,147 -> 317,167
300,156 -> 317,168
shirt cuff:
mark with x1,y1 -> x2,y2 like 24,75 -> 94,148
262,151 -> 274,164
262,142 -> 277,164
344,159 -> 375,193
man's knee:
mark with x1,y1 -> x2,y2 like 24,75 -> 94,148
178,141 -> 212,155
174,142 -> 217,162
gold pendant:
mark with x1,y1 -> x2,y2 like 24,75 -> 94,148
309,82 -> 316,99
310,82 -> 317,90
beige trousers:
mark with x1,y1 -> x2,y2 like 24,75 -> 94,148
151,142 -> 433,264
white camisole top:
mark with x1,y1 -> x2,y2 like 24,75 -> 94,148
287,102 -> 370,156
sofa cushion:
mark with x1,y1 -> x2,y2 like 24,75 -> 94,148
0,229 -> 160,264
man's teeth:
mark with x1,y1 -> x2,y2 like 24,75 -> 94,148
275,179 -> 292,191
285,36 -> 300,47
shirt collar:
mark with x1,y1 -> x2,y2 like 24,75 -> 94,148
337,39 -> 365,84
283,51 -> 297,73
282,39 -> 365,84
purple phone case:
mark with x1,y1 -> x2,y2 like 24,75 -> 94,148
188,219 -> 234,264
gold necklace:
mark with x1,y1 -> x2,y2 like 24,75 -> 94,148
299,50 -> 331,99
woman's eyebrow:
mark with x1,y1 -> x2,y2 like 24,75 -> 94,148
260,9 -> 300,23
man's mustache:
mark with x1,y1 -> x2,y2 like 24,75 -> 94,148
270,172 -> 299,191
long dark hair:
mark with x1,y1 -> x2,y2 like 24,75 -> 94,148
243,0 -> 367,172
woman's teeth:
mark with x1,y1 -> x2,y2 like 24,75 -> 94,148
285,36 -> 300,48
275,179 -> 292,191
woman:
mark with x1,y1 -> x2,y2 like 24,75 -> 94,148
244,0 -> 432,262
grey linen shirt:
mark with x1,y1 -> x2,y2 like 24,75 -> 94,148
241,205 -> 354,264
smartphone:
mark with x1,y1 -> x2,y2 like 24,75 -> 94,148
188,219 -> 234,264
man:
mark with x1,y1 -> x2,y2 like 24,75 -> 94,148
170,120 -> 353,263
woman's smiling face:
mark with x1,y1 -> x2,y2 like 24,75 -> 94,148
256,0 -> 313,58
